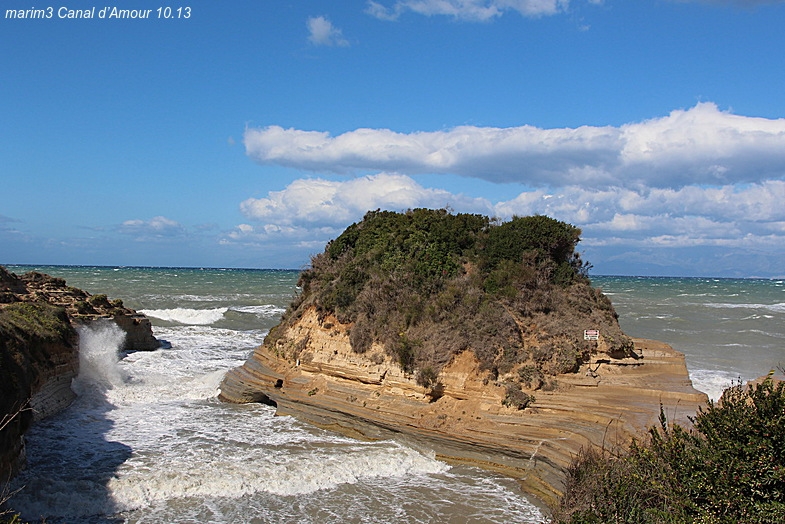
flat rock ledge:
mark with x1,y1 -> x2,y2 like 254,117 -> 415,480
219,308 -> 708,509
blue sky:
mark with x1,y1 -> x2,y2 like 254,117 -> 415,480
2,0 -> 785,276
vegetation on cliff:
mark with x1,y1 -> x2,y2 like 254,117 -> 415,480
0,300 -> 77,493
552,376 -> 785,523
267,209 -> 633,391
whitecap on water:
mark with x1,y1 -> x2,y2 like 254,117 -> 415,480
690,369 -> 742,401
140,307 -> 229,325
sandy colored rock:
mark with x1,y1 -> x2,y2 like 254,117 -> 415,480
220,307 -> 708,508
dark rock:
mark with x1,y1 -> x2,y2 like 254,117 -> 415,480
0,266 -> 159,479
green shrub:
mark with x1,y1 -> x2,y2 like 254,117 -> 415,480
553,376 -> 785,524
0,302 -> 72,342
518,365 -> 544,389
87,294 -> 110,307
276,209 -> 631,400
390,333 -> 419,374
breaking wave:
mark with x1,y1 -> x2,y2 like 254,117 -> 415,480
72,320 -> 127,395
141,305 -> 285,325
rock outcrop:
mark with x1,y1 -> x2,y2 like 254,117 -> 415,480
0,266 -> 159,479
1,268 -> 159,352
220,307 -> 708,508
220,211 -> 710,509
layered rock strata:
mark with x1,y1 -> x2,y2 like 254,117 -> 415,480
0,266 -> 159,479
220,307 -> 708,508
1,269 -> 159,352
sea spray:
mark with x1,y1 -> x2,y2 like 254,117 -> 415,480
7,267 -> 546,523
9,321 -> 133,522
72,320 -> 127,395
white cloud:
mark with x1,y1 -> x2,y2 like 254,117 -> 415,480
365,0 -> 572,21
245,103 -> 785,189
118,216 -> 186,240
228,170 -> 785,270
239,104 -> 785,275
494,180 -> 785,228
239,172 -> 489,229
226,173 -> 491,257
307,16 -> 350,47
0,214 -> 16,223
618,104 -> 785,187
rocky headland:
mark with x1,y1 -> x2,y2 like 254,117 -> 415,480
0,266 -> 159,479
219,210 -> 709,508
220,309 -> 706,507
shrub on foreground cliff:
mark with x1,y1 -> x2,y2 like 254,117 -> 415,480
268,209 -> 632,388
552,376 -> 785,524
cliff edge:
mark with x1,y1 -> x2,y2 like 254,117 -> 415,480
0,266 -> 160,479
219,210 -> 708,508
220,308 -> 706,507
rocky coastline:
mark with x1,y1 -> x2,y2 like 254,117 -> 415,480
220,306 -> 708,508
0,266 -> 160,480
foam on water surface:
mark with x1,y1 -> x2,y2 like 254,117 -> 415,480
690,368 -> 742,401
10,299 -> 543,523
140,307 -> 229,325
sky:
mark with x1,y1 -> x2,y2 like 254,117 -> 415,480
2,0 -> 785,277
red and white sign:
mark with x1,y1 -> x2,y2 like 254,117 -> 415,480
584,329 -> 600,340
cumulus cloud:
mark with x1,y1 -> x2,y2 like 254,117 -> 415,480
307,16 -> 350,47
118,216 -> 186,241
365,0 -> 573,21
228,168 -> 785,267
226,173 -> 492,257
239,172 -> 489,228
244,103 -> 785,189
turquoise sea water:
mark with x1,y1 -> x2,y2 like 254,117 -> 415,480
4,265 -> 784,522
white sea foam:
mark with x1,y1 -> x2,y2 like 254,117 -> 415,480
704,302 -> 785,314
72,320 -> 127,395
140,304 -> 285,325
108,441 -> 449,512
140,307 -> 228,325
690,369 -> 742,401
231,304 -> 286,317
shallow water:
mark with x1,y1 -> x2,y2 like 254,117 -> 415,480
6,266 -> 544,523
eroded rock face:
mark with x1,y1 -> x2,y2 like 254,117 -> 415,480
0,301 -> 78,479
220,307 -> 708,508
0,266 -> 160,479
1,268 -> 159,352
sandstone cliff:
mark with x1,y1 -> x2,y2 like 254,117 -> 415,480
220,307 -> 708,508
220,211 -> 709,509
0,266 -> 160,479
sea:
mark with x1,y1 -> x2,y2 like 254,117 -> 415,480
3,265 -> 784,523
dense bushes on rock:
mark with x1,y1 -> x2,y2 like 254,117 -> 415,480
552,376 -> 785,523
271,208 -> 632,390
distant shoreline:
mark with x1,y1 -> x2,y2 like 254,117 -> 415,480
3,263 -> 783,280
